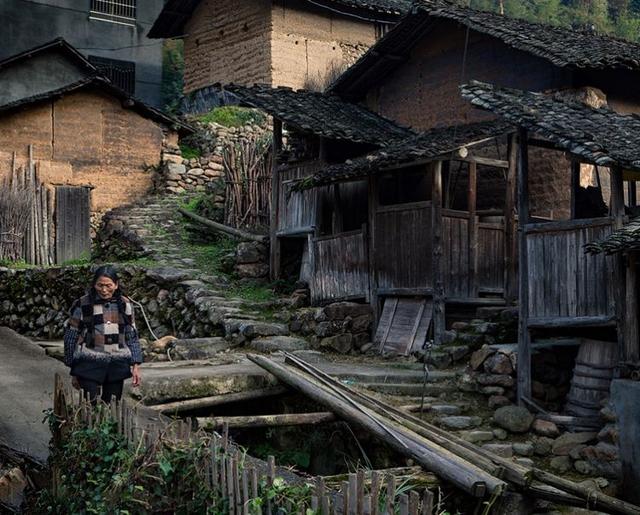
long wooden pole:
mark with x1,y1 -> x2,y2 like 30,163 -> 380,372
270,119 -> 283,280
149,386 -> 288,414
248,354 -> 506,497
467,161 -> 478,298
504,134 -> 518,304
178,208 -> 266,242
431,161 -> 445,345
517,128 -> 531,403
197,412 -> 336,429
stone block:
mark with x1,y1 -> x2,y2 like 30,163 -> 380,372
438,416 -> 482,430
240,321 -> 289,338
552,432 -> 597,456
531,418 -> 560,438
483,353 -> 514,375
324,302 -> 371,320
482,443 -> 513,458
320,334 -> 353,354
250,336 -> 310,353
493,405 -> 534,433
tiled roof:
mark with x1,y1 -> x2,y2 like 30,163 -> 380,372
461,80 -> 640,172
148,0 -> 409,38
223,83 -> 415,145
331,0 -> 640,97
585,218 -> 640,255
296,120 -> 512,188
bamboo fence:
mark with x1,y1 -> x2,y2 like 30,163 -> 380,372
0,146 -> 54,265
52,373 -> 436,515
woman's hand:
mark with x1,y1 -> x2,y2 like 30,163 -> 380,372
131,364 -> 141,387
71,376 -> 80,390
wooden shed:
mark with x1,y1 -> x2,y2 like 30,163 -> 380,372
462,80 -> 640,407
297,120 -> 517,353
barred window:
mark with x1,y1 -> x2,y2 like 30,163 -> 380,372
89,0 -> 136,25
89,56 -> 136,95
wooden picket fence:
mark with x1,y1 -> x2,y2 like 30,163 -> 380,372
52,374 -> 436,514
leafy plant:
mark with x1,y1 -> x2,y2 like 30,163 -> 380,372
179,144 -> 201,160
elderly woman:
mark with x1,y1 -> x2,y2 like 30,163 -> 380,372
63,265 -> 143,403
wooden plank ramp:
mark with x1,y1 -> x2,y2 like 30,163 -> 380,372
375,297 -> 433,355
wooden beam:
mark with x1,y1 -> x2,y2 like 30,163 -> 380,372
524,217 -> 613,234
431,161 -> 445,345
197,412 -> 336,429
504,134 -> 518,305
570,160 -> 580,219
368,176 -> 379,319
178,208 -> 266,242
612,166 -> 628,364
624,253 -> 639,363
149,386 -> 288,414
468,161 -> 478,298
517,128 -> 531,404
270,119 -> 283,280
527,315 -> 616,329
462,156 -> 510,169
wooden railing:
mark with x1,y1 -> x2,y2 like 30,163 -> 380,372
52,374 -> 437,514
311,228 -> 369,304
525,218 -> 615,320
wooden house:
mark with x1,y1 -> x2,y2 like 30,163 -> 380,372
462,80 -> 640,408
330,0 -> 640,220
147,0 -> 410,93
0,39 -> 191,265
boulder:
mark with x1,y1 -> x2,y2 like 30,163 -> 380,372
319,334 -> 353,354
550,456 -> 572,473
533,437 -> 554,456
470,345 -> 495,370
483,353 -> 514,375
512,442 -> 534,457
481,444 -> 513,458
324,302 -> 371,320
240,322 -> 289,338
493,405 -> 534,433
250,336 -> 310,353
235,263 -> 269,279
552,432 -> 597,456
488,395 -> 511,409
439,416 -> 482,430
236,242 -> 266,264
531,418 -> 560,438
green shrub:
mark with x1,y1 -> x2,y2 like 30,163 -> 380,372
179,144 -> 201,160
198,106 -> 266,128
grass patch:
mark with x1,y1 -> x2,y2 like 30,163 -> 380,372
228,281 -> 276,303
183,238 -> 236,277
197,106 -> 266,128
0,259 -> 38,269
179,144 -> 201,160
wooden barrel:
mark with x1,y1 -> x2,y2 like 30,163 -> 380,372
565,339 -> 618,417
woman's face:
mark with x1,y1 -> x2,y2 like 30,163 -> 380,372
94,276 -> 118,300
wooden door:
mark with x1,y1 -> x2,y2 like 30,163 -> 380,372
55,186 -> 91,264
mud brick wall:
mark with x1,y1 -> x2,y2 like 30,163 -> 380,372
0,89 -> 170,215
270,0 -> 375,90
183,0 -> 272,93
182,0 -> 376,93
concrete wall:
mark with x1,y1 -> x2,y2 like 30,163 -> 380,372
0,89 -> 168,212
270,0 -> 375,90
182,0 -> 273,94
0,0 -> 164,107
0,50 -> 88,106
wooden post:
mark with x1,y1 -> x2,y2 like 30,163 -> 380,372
625,253 -> 639,365
629,181 -> 637,207
517,128 -> 531,404
570,160 -> 580,219
467,161 -> 478,298
368,176 -> 379,322
504,133 -> 518,305
270,119 -> 283,280
612,167 -> 627,362
431,161 -> 445,345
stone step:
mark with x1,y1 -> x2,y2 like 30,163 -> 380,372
361,382 -> 455,396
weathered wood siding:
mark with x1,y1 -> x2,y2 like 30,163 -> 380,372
311,229 -> 368,303
375,202 -> 432,291
478,222 -> 505,292
442,211 -> 470,297
526,219 -> 615,319
55,185 -> 91,264
276,162 -> 323,233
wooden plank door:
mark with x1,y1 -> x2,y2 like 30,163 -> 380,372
55,186 -> 91,264
374,297 -> 433,355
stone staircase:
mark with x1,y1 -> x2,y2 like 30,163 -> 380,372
112,194 -> 289,347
